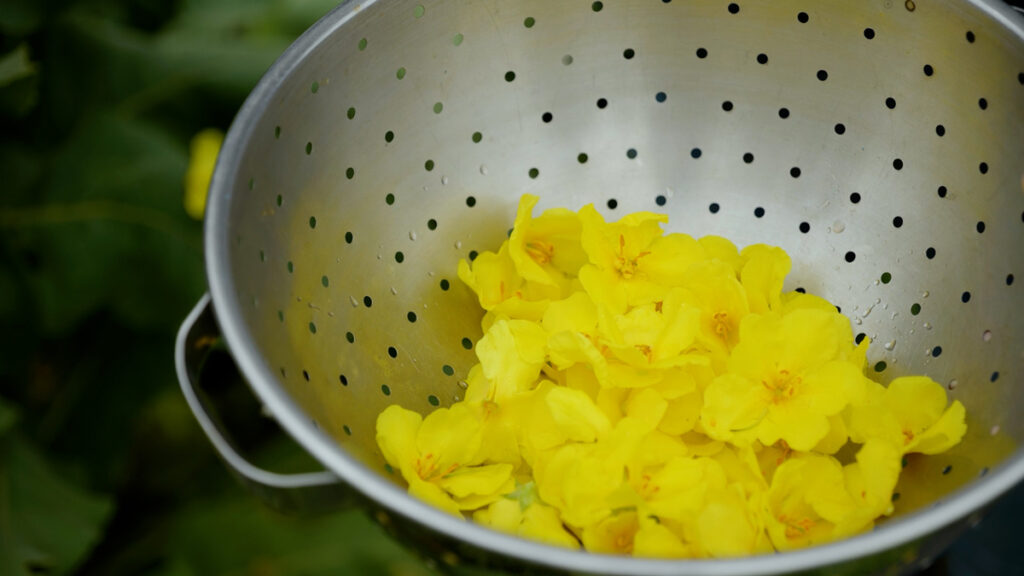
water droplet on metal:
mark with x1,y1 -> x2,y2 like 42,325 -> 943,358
479,164 -> 489,175
350,296 -> 358,307
452,395 -> 461,402
409,231 -> 418,241
832,220 -> 845,233
922,291 -> 929,298
948,379 -> 958,390
854,317 -> 862,325
982,330 -> 992,342
441,175 -> 449,185
391,286 -> 398,295
991,425 -> 1001,435
923,322 -> 932,330
884,340 -> 896,350
457,380 -> 468,390
455,240 -> 463,249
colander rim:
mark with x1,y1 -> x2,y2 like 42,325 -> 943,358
204,0 -> 1024,573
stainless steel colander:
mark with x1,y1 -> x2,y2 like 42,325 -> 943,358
175,0 -> 1024,573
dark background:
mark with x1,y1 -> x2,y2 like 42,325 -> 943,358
0,0 -> 429,574
0,1 -> 1022,575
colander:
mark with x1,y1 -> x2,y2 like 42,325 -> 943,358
174,0 -> 1024,573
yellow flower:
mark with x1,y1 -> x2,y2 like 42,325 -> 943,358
374,195 -> 969,559
534,415 -> 654,527
183,128 -> 224,220
577,205 -> 673,313
848,376 -> 967,455
696,483 -> 771,557
472,317 -> 548,402
841,439 -> 902,528
375,403 -> 515,516
508,194 -> 588,289
581,510 -> 640,555
700,309 -> 863,451
764,454 -> 853,551
620,456 -> 728,524
678,261 -> 750,361
600,289 -> 705,371
473,484 -> 580,549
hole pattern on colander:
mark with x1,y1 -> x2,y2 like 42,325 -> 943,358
223,0 -> 1022,516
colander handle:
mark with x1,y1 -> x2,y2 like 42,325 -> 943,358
175,294 -> 352,514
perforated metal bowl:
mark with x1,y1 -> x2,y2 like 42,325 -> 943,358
175,0 -> 1024,574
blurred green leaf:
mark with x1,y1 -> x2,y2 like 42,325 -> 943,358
157,498 -> 432,576
2,112 -> 203,336
0,434 -> 113,576
0,44 -> 36,87
0,43 -> 39,118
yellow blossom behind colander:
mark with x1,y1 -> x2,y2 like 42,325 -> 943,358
376,194 -> 967,559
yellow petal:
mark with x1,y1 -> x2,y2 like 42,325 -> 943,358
541,291 -> 597,335
183,128 -> 223,220
633,521 -> 690,558
680,261 -> 750,353
698,235 -> 742,272
438,463 -> 515,499
812,414 -> 849,455
579,264 -> 629,314
628,431 -> 688,472
509,194 -> 586,286
765,455 -> 846,551
624,388 -> 668,427
907,400 -> 966,455
409,476 -> 464,517
417,403 -> 484,473
545,386 -> 612,442
473,497 -> 522,533
700,373 -> 765,444
697,485 -> 764,557
520,503 -> 581,549
739,244 -> 791,314
475,318 -> 548,400
581,511 -> 639,555
457,244 -> 523,311
375,405 -> 422,472
658,390 -> 702,436
642,457 -> 727,521
640,233 -> 707,287
841,439 -> 901,529
884,376 -> 949,439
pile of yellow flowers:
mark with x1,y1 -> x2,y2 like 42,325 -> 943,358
375,195 -> 966,558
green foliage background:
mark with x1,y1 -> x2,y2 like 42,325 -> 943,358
0,1 -> 430,574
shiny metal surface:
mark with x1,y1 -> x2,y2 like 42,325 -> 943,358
194,0 -> 1024,573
